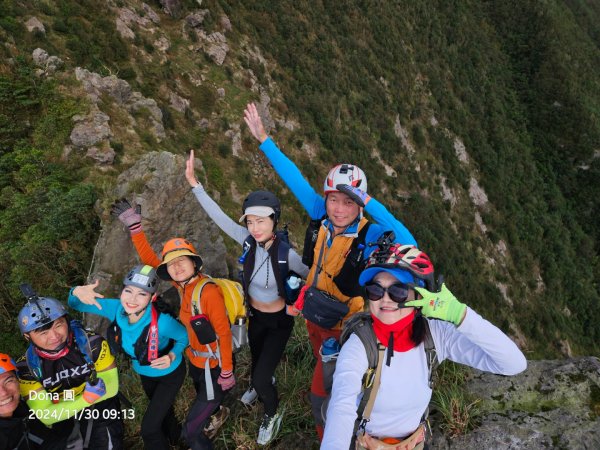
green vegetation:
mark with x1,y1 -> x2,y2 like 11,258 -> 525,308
0,58 -> 98,347
225,0 -> 600,356
431,362 -> 481,437
1,0 -> 600,446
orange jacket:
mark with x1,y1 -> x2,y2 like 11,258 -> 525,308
305,217 -> 369,330
131,231 -> 233,372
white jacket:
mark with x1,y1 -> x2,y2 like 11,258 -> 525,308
321,308 -> 527,449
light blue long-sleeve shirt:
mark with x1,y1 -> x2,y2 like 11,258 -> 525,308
68,289 -> 188,377
259,137 -> 418,256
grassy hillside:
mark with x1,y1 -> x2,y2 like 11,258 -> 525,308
1,0 -> 599,447
225,0 -> 600,356
1,0 -> 599,355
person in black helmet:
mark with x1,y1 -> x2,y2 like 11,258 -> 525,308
186,150 -> 309,446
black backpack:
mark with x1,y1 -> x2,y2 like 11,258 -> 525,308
107,300 -> 176,366
240,227 -> 302,304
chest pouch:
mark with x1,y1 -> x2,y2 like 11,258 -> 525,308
189,314 -> 217,345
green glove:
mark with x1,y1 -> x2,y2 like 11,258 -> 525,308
405,283 -> 467,326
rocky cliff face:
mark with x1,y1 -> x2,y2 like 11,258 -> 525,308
431,357 -> 600,449
85,151 -> 229,329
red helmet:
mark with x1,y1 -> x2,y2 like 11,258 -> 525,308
359,244 -> 435,289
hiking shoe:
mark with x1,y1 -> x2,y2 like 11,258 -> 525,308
240,376 -> 275,407
203,405 -> 229,440
240,386 -> 258,406
256,411 -> 283,446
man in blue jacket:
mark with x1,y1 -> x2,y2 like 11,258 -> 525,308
244,103 -> 417,441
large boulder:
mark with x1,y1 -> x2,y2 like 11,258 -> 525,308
430,357 -> 600,449
85,151 -> 228,331
25,17 -> 45,34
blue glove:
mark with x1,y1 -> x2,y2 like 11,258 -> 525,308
82,378 -> 106,404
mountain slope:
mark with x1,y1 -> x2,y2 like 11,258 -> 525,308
0,0 -> 599,358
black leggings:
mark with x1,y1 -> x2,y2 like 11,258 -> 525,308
248,305 -> 294,416
183,363 -> 225,450
140,360 -> 186,449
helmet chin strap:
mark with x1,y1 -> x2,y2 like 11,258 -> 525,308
33,321 -> 72,356
176,264 -> 201,288
123,304 -> 149,318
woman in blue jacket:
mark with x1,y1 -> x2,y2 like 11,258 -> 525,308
68,264 -> 189,450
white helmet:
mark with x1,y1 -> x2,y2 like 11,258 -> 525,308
323,164 -> 367,194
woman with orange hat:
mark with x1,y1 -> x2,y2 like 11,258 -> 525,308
111,200 -> 233,450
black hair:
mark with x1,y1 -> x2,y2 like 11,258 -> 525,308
244,214 -> 277,232
411,311 -> 427,346
30,315 -> 68,334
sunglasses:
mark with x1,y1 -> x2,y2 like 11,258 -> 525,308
364,282 -> 410,304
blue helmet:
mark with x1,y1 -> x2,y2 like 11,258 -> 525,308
123,264 -> 159,294
18,297 -> 68,334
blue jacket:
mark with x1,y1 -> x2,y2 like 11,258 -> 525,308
259,137 -> 418,257
68,290 -> 188,378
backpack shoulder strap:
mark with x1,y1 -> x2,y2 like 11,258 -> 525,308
341,312 -> 378,370
340,312 -> 383,442
354,344 -> 386,441
275,235 -> 291,299
302,214 -> 327,267
70,321 -> 97,381
423,319 -> 438,388
25,345 -> 42,382
191,277 -> 216,315
356,219 -> 371,244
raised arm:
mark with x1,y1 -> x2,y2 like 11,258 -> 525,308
111,199 -> 162,268
244,103 -> 326,219
186,150 -> 249,245
409,285 -> 527,376
336,184 -> 417,247
68,281 -> 120,321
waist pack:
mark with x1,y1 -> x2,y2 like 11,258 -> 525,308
302,286 -> 349,329
356,424 -> 426,450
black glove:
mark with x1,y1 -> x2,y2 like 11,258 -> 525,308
335,184 -> 371,207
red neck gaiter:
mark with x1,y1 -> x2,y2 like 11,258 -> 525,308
371,311 -> 416,353
34,332 -> 73,360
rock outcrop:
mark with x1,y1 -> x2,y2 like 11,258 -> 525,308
74,67 -> 166,145
430,357 -> 600,449
31,48 -> 63,75
25,17 -> 45,34
85,151 -> 229,330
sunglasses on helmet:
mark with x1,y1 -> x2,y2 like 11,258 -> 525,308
364,282 -> 411,304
